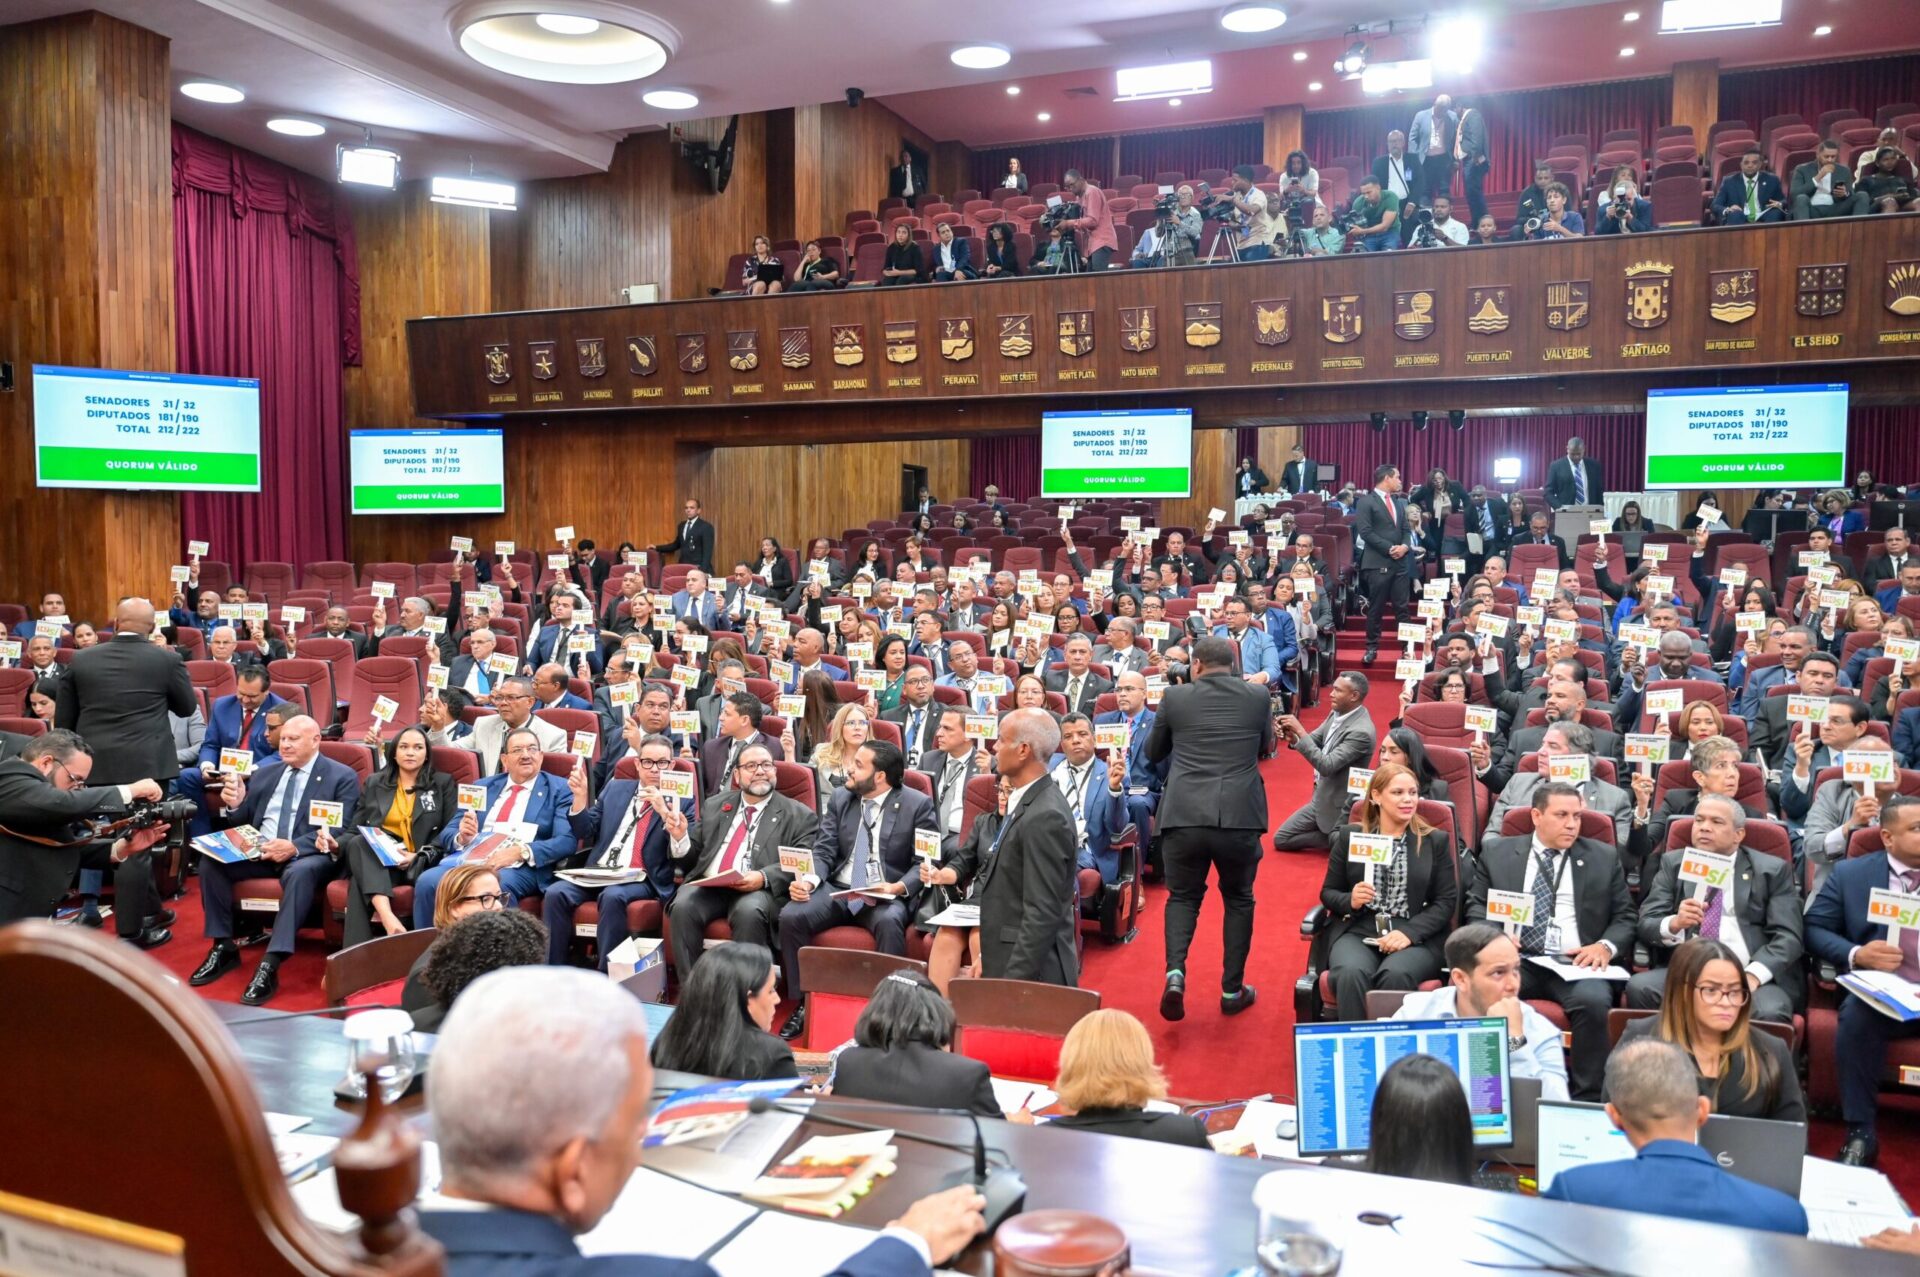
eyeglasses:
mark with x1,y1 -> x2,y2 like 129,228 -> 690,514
1693,983 -> 1749,1006
737,761 -> 777,772
460,892 -> 509,909
635,757 -> 672,769
503,744 -> 542,756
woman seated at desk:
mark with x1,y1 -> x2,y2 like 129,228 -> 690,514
1008,1010 -> 1210,1147
650,941 -> 796,1081
830,970 -> 1002,1117
398,863 -> 506,1025
410,907 -> 546,1033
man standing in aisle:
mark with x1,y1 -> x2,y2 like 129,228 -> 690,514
1144,637 -> 1274,1021
1356,464 -> 1411,666
653,496 -> 716,574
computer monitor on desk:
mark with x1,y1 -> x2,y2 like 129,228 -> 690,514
1293,1018 -> 1514,1158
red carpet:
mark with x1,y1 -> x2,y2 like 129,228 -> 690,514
116,616 -> 1920,1199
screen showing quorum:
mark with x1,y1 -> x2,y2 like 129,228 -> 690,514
1643,383 -> 1849,490
349,429 -> 505,515
1041,408 -> 1193,498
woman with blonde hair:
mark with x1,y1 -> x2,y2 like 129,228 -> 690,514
1315,763 -> 1457,1021
397,863 -> 506,1025
1009,1009 -> 1210,1146
811,701 -> 871,793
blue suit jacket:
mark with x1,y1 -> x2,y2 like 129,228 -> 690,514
669,589 -> 721,631
529,625 -> 605,675
1712,171 -> 1785,218
217,754 -> 361,857
931,236 -> 974,276
1806,851 -> 1904,970
567,779 -> 694,902
1876,584 -> 1917,614
1045,755 -> 1130,882
437,770 -> 578,880
783,660 -> 848,693
198,692 -> 287,769
1896,706 -> 1920,768
418,1206 -> 927,1277
544,691 -> 593,713
1210,624 -> 1281,687
1091,709 -> 1168,800
1544,1140 -> 1808,1236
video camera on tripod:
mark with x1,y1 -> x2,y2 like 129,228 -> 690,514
1038,201 -> 1083,229
1408,206 -> 1439,248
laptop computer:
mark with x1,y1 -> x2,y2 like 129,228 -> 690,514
1536,1100 -> 1807,1197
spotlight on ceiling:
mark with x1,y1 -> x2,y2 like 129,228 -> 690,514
337,137 -> 400,189
643,89 -> 700,110
1220,3 -> 1287,34
180,80 -> 244,104
951,45 -> 1012,70
1448,409 -> 1466,432
1369,412 -> 1388,434
1334,38 -> 1369,79
267,118 -> 327,137
1411,410 -> 1430,433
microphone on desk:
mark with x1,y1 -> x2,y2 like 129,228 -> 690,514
746,1095 -> 1026,1235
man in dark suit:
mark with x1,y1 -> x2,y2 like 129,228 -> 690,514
1545,436 -> 1604,509
0,731 -> 169,944
531,664 -> 592,714
1355,463 -> 1412,665
1516,510 -> 1571,570
1272,671 -> 1377,850
1625,794 -> 1803,1022
717,562 -> 771,628
1280,442 -> 1319,496
1454,100 -> 1489,224
417,968 -> 982,1277
1042,635 -> 1113,718
653,496 -> 716,574
539,733 -> 694,968
372,596 -> 457,667
1805,793 -> 1920,1167
1459,484 -> 1512,567
1712,147 -> 1787,224
416,726 -> 579,928
666,741 -> 819,981
1468,782 -> 1635,1100
1152,531 -> 1211,587
881,668 -> 942,770
449,627 -> 515,703
973,708 -> 1081,986
177,668 -> 285,835
1485,679 -> 1623,794
1370,131 -> 1420,220
54,599 -> 196,789
1093,672 -> 1166,838
1862,526 -> 1913,596
929,221 -> 974,280
698,693 -> 786,797
1790,139 -> 1869,219
887,147 -> 928,206
779,740 -> 938,1039
1542,1037 -> 1809,1235
310,605 -> 375,659
1144,637 -> 1275,1020
189,714 -> 363,1005
527,593 -> 604,676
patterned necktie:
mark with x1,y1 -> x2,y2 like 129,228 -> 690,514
1574,462 -> 1587,505
1521,849 -> 1558,955
1069,676 -> 1083,710
1697,885 -> 1724,939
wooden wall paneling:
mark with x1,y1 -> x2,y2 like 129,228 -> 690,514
1263,105 -> 1305,173
1160,428 -> 1236,532
666,114 -> 773,301
933,141 -> 973,203
815,99 -> 940,231
0,13 -> 178,622
506,130 -> 678,310
1671,60 -> 1720,157
1255,425 -> 1302,492
488,202 -> 526,313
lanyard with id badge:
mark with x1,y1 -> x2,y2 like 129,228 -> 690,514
1537,849 -> 1574,954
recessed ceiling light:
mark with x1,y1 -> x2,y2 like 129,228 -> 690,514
1292,49 -> 1308,61
534,14 -> 600,35
1169,97 -> 1182,106
460,15 -> 670,84
1037,111 -> 1051,122
643,89 -> 699,110
1813,24 -> 1831,35
1220,3 -> 1287,34
1620,45 -> 1635,56
1623,9 -> 1639,20
951,45 -> 1011,69
266,118 -> 327,137
180,81 -> 244,104
1006,85 -> 1021,95
1307,80 -> 1323,91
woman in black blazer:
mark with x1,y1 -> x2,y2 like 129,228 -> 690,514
753,537 -> 794,596
1377,727 -> 1451,804
982,223 -> 1023,278
831,970 -> 1002,1117
651,941 -> 796,1081
1611,939 -> 1805,1123
1318,762 -> 1458,1022
1010,1009 -> 1209,1147
339,725 -> 459,946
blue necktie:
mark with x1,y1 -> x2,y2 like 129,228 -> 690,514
1481,502 -> 1494,540
261,765 -> 306,842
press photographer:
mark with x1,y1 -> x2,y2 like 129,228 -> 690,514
1056,169 -> 1117,271
0,730 -> 177,946
1597,170 -> 1653,235
1138,184 -> 1202,267
1223,165 -> 1281,260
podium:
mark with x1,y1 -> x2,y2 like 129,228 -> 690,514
1553,504 -> 1605,545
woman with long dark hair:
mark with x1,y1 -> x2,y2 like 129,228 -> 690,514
1377,726 -> 1450,802
830,970 -> 1001,1116
754,537 -> 793,595
649,941 -> 795,1080
339,724 -> 460,945
1365,1054 -> 1476,1185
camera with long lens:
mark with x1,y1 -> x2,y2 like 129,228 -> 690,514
1038,202 -> 1083,229
1152,192 -> 1180,217
1408,206 -> 1438,248
125,798 -> 197,830
1197,193 -> 1239,224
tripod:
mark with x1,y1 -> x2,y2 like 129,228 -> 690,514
1055,226 -> 1084,274
1204,218 -> 1244,264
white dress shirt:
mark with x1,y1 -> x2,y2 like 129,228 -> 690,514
1522,838 -> 1616,955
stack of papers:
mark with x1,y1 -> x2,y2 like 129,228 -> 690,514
1801,1156 -> 1913,1246
1837,972 -> 1920,1022
557,867 -> 649,887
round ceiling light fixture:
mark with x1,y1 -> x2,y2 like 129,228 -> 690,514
1037,111 -> 1052,122
457,4 -> 675,85
180,80 -> 245,103
266,117 -> 328,136
1006,85 -> 1021,95
950,44 -> 1012,70
1220,4 -> 1287,34
642,88 -> 699,110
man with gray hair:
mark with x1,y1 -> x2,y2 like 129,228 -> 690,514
423,673 -> 566,775
1626,792 -> 1803,1021
419,966 -> 986,1274
376,594 -> 456,666
1543,1038 -> 1809,1234
1485,720 -> 1634,849
975,708 -> 1078,985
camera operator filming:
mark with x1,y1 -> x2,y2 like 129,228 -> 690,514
1597,169 -> 1653,235
1221,165 -> 1282,261
1346,175 -> 1401,252
1410,193 -> 1468,247
0,729 -> 177,946
1055,169 -> 1117,271
1136,184 -> 1202,268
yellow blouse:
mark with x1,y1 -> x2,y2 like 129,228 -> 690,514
383,782 -> 417,853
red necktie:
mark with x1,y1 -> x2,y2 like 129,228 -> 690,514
497,783 -> 526,826
238,708 -> 256,747
626,804 -> 656,869
721,806 -> 757,874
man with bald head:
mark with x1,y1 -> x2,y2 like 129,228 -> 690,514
1486,676 -> 1623,794
56,597 -> 197,789
190,713 -> 364,1005
1093,670 -> 1167,838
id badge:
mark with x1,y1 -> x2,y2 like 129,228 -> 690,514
1128,786 -> 1149,797
1545,923 -> 1563,955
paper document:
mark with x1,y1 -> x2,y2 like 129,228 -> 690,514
578,1168 -> 758,1260
557,868 -> 649,887
707,1211 -> 895,1277
921,903 -> 980,928
830,888 -> 896,901
989,1078 -> 1057,1116
1526,956 -> 1630,981
1838,972 -> 1920,1021
1223,1099 -> 1305,1161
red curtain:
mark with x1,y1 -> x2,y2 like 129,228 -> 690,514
1303,78 -> 1671,195
970,434 -> 1041,500
1717,54 -> 1920,133
171,125 -> 360,570
1844,407 -> 1920,485
1118,121 -> 1263,182
970,138 -> 1119,195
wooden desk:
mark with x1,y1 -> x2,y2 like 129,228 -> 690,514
220,1007 -> 1914,1275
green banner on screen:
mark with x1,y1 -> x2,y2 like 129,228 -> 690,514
37,446 -> 259,489
1041,467 -> 1191,494
1644,453 -> 1844,486
352,484 -> 506,512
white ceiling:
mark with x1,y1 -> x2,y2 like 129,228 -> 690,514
0,0 -> 1857,180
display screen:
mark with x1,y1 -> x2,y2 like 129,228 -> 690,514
1293,1017 -> 1514,1156
1040,408 -> 1193,498
33,365 -> 261,492
349,429 -> 505,515
1643,383 -> 1848,489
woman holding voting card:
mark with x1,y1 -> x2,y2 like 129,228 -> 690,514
1318,764 -> 1458,1021
339,724 -> 460,945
